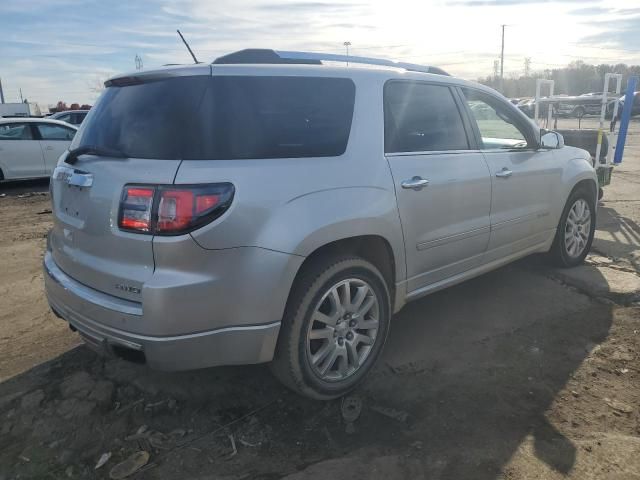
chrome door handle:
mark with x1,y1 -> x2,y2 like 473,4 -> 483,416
495,168 -> 513,178
401,176 -> 429,191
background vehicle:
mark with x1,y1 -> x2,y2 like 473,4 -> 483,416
616,92 -> 640,118
44,50 -> 597,400
0,118 -> 76,180
49,109 -> 90,125
0,102 -> 42,118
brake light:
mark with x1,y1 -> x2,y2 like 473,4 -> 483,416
118,183 -> 234,235
157,190 -> 194,232
119,187 -> 155,232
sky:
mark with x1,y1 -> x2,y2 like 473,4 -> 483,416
1,0 -> 640,107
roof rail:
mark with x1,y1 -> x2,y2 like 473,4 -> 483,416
212,49 -> 449,76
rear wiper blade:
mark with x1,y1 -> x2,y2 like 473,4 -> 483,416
65,145 -> 127,165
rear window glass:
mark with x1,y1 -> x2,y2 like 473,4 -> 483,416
72,76 -> 356,160
72,76 -> 210,160
384,82 -> 469,153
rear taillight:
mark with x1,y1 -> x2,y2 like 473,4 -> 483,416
120,187 -> 155,232
118,183 -> 234,235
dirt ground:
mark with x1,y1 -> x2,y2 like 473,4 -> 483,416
0,118 -> 639,480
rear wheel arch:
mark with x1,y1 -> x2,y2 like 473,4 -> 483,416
271,252 -> 392,399
286,235 -> 397,317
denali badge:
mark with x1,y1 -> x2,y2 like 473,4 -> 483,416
115,284 -> 141,294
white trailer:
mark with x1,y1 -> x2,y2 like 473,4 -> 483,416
0,102 -> 42,117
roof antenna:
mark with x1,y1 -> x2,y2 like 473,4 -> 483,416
177,29 -> 200,64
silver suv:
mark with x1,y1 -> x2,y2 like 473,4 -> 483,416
45,50 -> 597,399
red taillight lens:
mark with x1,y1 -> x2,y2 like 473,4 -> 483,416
118,183 -> 234,235
119,187 -> 155,232
157,190 -> 195,232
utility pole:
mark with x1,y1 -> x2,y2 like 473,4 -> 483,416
493,60 -> 500,79
19,88 -> 24,103
0,78 -> 5,104
524,57 -> 531,77
499,24 -> 506,93
343,41 -> 351,66
135,54 -> 143,70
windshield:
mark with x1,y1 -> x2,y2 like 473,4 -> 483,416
71,75 -> 356,160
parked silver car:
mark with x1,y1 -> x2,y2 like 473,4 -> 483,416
44,50 -> 597,399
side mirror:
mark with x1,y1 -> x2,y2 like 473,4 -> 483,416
540,131 -> 564,149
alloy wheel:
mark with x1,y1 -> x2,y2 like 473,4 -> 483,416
564,198 -> 591,258
306,278 -> 380,382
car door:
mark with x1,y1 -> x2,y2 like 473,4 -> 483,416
458,87 -> 561,262
384,81 -> 492,293
35,123 -> 76,175
0,122 -> 45,179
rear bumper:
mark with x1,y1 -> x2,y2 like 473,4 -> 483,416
44,251 -> 281,370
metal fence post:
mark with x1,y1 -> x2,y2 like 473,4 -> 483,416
614,76 -> 638,164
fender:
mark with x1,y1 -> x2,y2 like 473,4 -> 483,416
547,149 -> 599,231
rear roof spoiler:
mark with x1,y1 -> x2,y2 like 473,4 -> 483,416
213,49 -> 450,76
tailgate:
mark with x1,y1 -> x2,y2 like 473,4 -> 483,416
49,157 -> 181,301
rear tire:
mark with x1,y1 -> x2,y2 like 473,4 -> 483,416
550,188 -> 596,268
270,255 -> 390,400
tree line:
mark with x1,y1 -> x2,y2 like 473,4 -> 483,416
478,61 -> 640,98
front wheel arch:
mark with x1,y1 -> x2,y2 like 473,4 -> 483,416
569,178 -> 598,205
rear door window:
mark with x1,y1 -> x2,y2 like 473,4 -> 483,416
0,123 -> 34,140
37,124 -> 76,140
384,82 -> 469,153
73,75 -> 356,160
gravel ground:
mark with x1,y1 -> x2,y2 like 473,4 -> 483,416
0,118 -> 638,479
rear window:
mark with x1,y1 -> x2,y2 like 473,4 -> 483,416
384,81 -> 469,153
72,75 -> 356,160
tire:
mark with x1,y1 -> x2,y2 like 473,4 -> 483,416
270,255 -> 391,400
549,188 -> 596,268
574,106 -> 586,118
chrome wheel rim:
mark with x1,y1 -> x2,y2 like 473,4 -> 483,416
306,278 -> 380,382
564,199 -> 591,258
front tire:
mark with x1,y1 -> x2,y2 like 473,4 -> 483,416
270,255 -> 391,400
550,188 -> 596,267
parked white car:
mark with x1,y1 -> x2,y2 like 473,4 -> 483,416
0,118 -> 77,180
